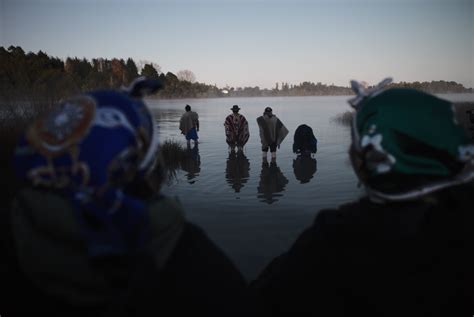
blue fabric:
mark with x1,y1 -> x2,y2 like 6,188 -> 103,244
13,89 -> 157,257
186,127 -> 199,141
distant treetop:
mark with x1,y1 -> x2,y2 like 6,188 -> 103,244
1,46 -> 472,105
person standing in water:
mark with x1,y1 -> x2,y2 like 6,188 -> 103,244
224,105 -> 250,153
252,79 -> 474,316
180,104 -> 199,148
257,107 -> 288,161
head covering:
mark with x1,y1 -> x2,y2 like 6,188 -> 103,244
14,77 -> 163,257
293,124 -> 317,154
348,78 -> 474,202
231,105 -> 241,112
185,104 -> 191,111
264,107 -> 273,113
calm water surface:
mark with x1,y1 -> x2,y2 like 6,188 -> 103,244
147,93 -> 474,280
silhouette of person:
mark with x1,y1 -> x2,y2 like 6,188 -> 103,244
224,105 -> 250,153
179,104 -> 199,148
2,78 -> 250,316
257,107 -> 288,160
466,109 -> 474,140
251,78 -> 474,316
292,155 -> 317,184
181,144 -> 201,184
292,124 -> 317,155
225,151 -> 250,193
257,160 -> 289,204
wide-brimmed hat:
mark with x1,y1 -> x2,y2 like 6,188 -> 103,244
231,105 -> 240,111
264,107 -> 273,113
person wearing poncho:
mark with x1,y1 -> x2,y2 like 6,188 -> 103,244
257,107 -> 289,160
224,105 -> 250,152
179,104 -> 199,148
1,78 -> 249,316
252,78 -> 474,316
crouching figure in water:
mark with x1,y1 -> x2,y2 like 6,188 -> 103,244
292,124 -> 317,156
251,78 -> 474,316
1,78 -> 250,316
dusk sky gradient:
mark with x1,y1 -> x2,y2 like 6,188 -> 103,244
1,0 -> 473,89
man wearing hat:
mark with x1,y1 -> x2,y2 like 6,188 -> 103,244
257,107 -> 288,160
252,79 -> 474,316
224,105 -> 249,153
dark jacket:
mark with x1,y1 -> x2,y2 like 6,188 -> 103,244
1,188 -> 250,316
251,184 -> 474,316
293,124 -> 317,154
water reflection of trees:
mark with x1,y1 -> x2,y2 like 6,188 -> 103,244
225,151 -> 250,193
293,155 -> 317,184
152,109 -> 184,122
257,160 -> 289,204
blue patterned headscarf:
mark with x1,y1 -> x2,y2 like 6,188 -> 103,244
14,78 -> 162,257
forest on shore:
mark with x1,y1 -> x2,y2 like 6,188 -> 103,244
1,45 -> 472,108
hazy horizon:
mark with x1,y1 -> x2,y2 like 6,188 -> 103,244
1,0 -> 473,89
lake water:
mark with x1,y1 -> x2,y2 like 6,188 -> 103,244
147,93 -> 474,281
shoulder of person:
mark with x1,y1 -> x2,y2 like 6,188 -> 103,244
312,195 -> 450,242
314,199 -> 369,225
309,197 -> 399,241
146,195 -> 186,230
142,195 -> 187,269
11,187 -> 81,237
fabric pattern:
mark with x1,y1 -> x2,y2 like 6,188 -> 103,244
13,88 -> 159,257
224,113 -> 249,148
349,80 -> 474,200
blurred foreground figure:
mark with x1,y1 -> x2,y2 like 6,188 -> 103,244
252,78 -> 474,316
0,78 -> 249,316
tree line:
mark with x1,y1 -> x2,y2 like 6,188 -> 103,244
1,46 -> 472,108
0,46 -> 225,107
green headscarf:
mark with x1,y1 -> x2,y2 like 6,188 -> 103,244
349,78 -> 474,201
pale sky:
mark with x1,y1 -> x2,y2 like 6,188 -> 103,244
1,0 -> 473,89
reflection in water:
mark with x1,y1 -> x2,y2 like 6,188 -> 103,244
181,145 -> 201,184
293,155 -> 317,184
153,108 -> 184,122
257,160 -> 289,204
225,151 -> 250,193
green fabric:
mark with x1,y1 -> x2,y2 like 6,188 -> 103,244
355,88 -> 473,178
10,188 -> 185,306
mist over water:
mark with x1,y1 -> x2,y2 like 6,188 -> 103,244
148,93 -> 474,280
